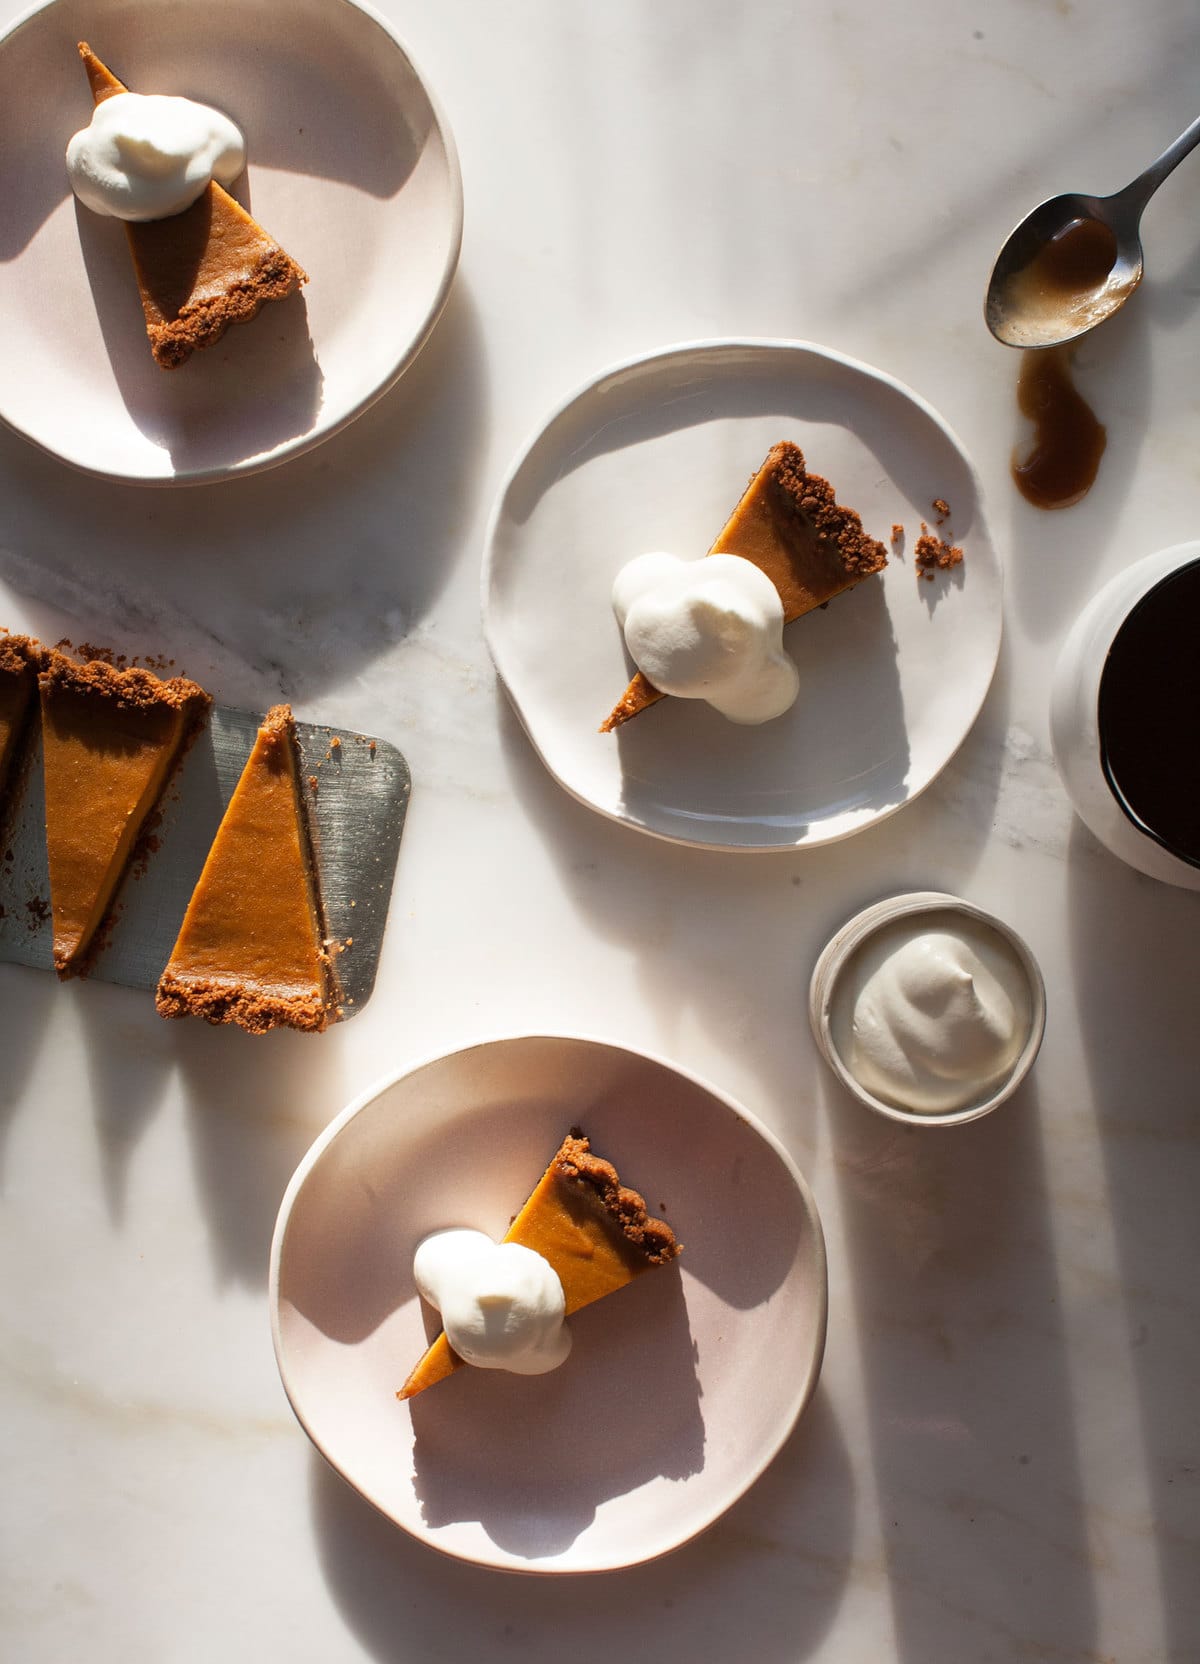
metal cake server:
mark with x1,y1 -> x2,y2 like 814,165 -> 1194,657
0,706 -> 411,1020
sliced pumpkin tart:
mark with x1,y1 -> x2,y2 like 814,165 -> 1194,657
156,704 -> 332,1034
77,42 -> 307,369
601,441 -> 888,731
40,652 -> 209,976
398,1130 -> 680,1401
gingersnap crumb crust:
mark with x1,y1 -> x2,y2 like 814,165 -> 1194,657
557,1131 -> 680,1264
149,247 -> 308,370
155,975 -> 329,1034
0,634 -> 43,679
766,441 -> 888,578
40,649 -> 209,716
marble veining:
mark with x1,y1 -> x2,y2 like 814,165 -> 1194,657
2,0 -> 1199,1659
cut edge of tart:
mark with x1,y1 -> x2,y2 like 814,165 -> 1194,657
397,1129 -> 680,1402
40,650 -> 210,978
0,633 -> 44,805
155,704 -> 335,1035
77,42 -> 307,370
601,441 -> 888,731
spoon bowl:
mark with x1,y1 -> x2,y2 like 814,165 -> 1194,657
985,113 -> 1200,349
986,192 -> 1143,348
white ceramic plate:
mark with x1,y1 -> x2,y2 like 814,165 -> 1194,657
0,0 -> 462,483
484,340 -> 1003,851
270,1035 -> 828,1574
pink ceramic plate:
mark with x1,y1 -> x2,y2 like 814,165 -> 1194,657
0,0 -> 462,483
484,340 -> 1002,851
270,1035 -> 828,1574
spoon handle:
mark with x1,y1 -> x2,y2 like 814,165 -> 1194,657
1115,112 -> 1200,217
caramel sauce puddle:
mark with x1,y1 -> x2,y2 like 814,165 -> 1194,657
1012,346 -> 1107,510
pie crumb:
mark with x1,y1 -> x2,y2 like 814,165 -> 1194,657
914,522 -> 964,580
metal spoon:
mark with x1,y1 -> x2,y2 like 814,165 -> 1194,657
985,113 -> 1200,348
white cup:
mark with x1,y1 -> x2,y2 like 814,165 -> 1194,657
1050,541 -> 1200,891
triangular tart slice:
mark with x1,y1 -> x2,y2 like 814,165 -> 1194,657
0,635 -> 42,807
398,1130 -> 680,1401
40,652 -> 209,977
156,705 -> 332,1034
601,441 -> 888,730
78,42 -> 307,369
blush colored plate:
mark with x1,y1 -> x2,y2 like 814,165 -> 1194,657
483,339 -> 1003,851
0,0 -> 462,483
270,1034 -> 828,1573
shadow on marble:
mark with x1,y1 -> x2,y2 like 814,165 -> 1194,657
1067,820 -> 1200,1662
76,979 -> 181,1222
825,1071 -> 1099,1664
173,1018 -> 347,1288
0,277 -> 488,710
61,971 -> 344,1279
492,667 -> 1004,1158
831,6 -> 1200,335
0,962 -> 55,1185
1142,214 -> 1200,335
311,1384 -> 854,1661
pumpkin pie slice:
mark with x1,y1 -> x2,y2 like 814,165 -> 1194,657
0,635 -> 42,805
78,42 -> 307,369
601,441 -> 889,730
156,705 -> 332,1034
40,653 -> 210,977
398,1130 -> 680,1401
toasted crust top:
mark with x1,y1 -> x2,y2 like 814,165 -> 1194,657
767,441 -> 888,577
40,650 -> 209,715
557,1131 -> 680,1265
0,633 -> 43,678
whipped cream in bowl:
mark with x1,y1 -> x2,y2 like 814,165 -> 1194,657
612,550 -> 799,724
809,892 -> 1046,1126
66,90 -> 246,222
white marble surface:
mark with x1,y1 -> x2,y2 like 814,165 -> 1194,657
2,1 -> 1199,1658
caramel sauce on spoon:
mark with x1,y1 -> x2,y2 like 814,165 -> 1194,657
1007,215 -> 1120,320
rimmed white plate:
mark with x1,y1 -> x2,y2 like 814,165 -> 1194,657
270,1034 -> 828,1574
483,339 -> 1003,851
0,0 -> 462,483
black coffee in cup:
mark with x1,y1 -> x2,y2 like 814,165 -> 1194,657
1098,556 -> 1200,868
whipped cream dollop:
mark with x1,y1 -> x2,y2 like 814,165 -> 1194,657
413,1228 -> 572,1376
66,91 -> 245,222
612,551 -> 799,724
839,924 -> 1032,1114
